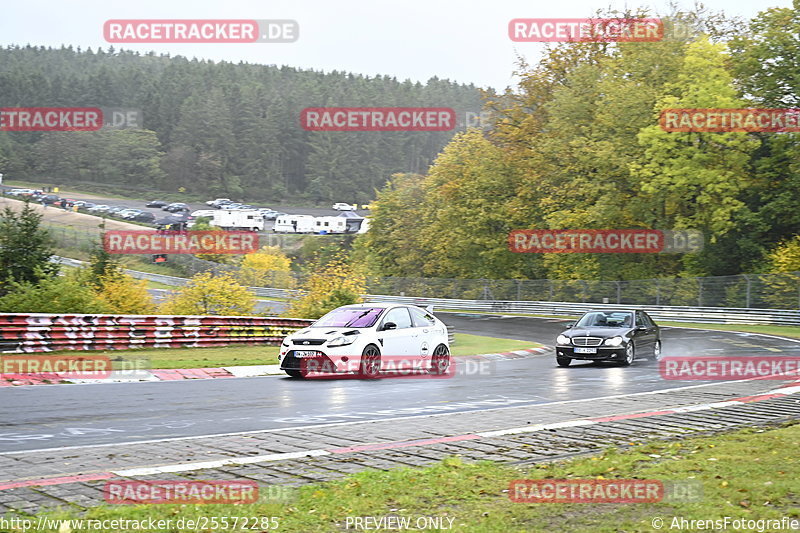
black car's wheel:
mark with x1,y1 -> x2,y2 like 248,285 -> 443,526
429,344 -> 450,374
359,344 -> 382,378
556,356 -> 572,367
653,340 -> 662,360
285,369 -> 306,379
620,342 -> 635,366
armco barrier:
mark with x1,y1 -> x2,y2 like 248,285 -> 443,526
0,314 -> 314,353
362,295 -> 800,326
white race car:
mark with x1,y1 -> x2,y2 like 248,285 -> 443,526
279,303 -> 450,378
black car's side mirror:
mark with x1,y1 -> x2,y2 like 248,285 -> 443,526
565,323 -> 574,328
636,325 -> 647,331
382,322 -> 397,331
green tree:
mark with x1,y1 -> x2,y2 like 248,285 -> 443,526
0,202 -> 58,294
0,271 -> 108,313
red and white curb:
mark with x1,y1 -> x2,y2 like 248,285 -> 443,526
0,348 -> 548,387
2,380 -> 797,491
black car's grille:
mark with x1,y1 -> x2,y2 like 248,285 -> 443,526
292,338 -> 326,346
572,337 -> 603,347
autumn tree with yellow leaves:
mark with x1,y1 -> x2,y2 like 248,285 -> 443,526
286,257 -> 366,319
160,271 -> 256,316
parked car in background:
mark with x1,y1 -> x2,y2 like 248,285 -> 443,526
332,202 -> 357,211
88,204 -> 110,213
163,202 -> 189,212
107,206 -> 126,215
207,198 -> 232,207
133,211 -> 156,223
258,209 -> 281,220
146,200 -> 168,207
76,201 -> 96,210
5,188 -> 34,196
190,209 -> 216,219
40,194 -> 61,204
555,309 -> 661,367
118,208 -> 143,219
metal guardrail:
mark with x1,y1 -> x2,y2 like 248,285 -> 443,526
0,313 -> 314,353
362,295 -> 800,326
53,258 -> 799,326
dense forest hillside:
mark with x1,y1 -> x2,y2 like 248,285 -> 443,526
0,45 -> 483,202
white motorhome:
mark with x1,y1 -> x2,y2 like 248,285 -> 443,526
208,209 -> 264,231
274,214 -> 315,233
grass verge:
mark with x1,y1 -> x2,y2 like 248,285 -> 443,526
16,422 -> 799,532
39,333 -> 539,369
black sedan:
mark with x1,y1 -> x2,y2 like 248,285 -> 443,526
555,310 -> 661,367
146,200 -> 168,207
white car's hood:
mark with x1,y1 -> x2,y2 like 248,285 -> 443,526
290,327 -> 363,339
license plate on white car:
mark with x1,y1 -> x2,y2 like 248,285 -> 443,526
294,351 -> 320,357
574,347 -> 597,354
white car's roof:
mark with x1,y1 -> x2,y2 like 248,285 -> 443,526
336,303 -> 414,310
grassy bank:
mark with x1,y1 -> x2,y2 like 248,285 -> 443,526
17,421 -> 799,532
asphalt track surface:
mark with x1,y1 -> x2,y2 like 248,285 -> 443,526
2,314 -> 799,453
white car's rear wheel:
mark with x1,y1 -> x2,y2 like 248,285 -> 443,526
429,344 -> 450,374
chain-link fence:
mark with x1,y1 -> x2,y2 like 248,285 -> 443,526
46,226 -> 800,310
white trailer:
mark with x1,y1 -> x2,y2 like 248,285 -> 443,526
274,214 -> 315,233
208,209 -> 264,231
313,216 -> 349,234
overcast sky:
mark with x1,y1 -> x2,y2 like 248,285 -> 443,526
0,0 -> 791,91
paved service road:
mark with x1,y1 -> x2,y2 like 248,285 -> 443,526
1,314 -> 798,452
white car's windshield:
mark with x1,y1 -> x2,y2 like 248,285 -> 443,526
575,311 -> 633,328
312,307 -> 385,328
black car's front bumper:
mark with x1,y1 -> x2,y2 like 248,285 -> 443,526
556,345 -> 626,361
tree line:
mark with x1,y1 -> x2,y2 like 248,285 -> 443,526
358,4 -> 800,280
0,45 -> 483,203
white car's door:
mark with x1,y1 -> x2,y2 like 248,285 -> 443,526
376,307 -> 415,356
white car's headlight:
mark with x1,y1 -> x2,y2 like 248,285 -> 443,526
557,335 -> 571,345
328,335 -> 357,348
605,336 -> 624,346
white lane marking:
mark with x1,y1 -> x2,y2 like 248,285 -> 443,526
477,419 -> 594,438
663,327 -> 800,345
111,449 -> 330,476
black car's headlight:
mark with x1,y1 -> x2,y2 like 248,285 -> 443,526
328,335 -> 357,348
604,336 -> 624,347
556,334 -> 571,345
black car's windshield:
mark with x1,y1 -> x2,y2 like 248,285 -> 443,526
312,307 -> 385,328
575,311 -> 633,328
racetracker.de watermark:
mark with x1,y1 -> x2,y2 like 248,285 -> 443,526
0,355 -> 112,379
509,18 -> 663,42
660,108 -> 800,132
104,480 -> 259,504
104,19 -> 298,43
508,229 -> 703,253
0,107 -> 142,131
300,107 -> 456,131
103,230 -> 259,254
659,356 -> 800,380
509,479 -> 702,503
294,354 -> 461,379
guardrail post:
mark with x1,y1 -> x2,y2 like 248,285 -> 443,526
698,278 -> 703,307
655,278 -> 661,306
743,274 -> 751,308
